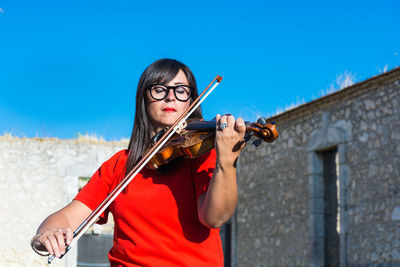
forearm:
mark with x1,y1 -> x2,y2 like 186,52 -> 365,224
198,161 -> 238,228
32,200 -> 92,254
197,114 -> 244,228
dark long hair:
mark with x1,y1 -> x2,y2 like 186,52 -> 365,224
124,59 -> 203,176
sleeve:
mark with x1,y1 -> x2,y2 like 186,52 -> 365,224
74,150 -> 128,224
191,149 -> 217,199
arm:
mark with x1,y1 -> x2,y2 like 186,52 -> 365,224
197,114 -> 246,228
32,200 -> 93,258
32,151 -> 123,257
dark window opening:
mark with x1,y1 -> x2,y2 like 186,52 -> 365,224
321,148 -> 340,266
220,220 -> 232,267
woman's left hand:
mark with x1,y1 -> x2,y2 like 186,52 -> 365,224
214,114 -> 246,169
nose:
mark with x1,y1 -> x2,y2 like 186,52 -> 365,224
164,88 -> 176,102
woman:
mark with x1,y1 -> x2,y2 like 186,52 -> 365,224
31,59 -> 246,266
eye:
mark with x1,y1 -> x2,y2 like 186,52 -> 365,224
175,85 -> 190,94
152,85 -> 167,94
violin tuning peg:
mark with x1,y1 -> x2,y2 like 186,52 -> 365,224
252,139 -> 262,148
243,132 -> 253,142
257,117 -> 267,126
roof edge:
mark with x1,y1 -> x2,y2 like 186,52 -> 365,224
267,67 -> 400,123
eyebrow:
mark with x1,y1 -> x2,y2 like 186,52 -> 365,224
172,82 -> 189,86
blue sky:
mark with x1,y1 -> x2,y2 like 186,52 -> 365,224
0,0 -> 399,140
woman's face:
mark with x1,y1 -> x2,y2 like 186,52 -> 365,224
146,69 -> 191,134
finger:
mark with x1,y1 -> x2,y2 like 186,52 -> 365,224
42,237 -> 54,256
219,115 -> 227,123
47,235 -> 61,257
226,115 -> 235,128
219,114 -> 227,124
32,234 -> 44,250
235,118 -> 246,136
218,115 -> 229,132
55,230 -> 66,254
215,114 -> 222,132
65,228 -> 73,246
215,114 -> 221,123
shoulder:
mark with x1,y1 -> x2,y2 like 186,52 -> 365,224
109,149 -> 129,162
100,149 -> 129,173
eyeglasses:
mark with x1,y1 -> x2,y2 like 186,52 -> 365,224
146,84 -> 192,102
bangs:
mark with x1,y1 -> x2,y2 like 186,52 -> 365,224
144,59 -> 183,87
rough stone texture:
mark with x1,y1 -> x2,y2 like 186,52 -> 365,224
236,67 -> 400,266
0,137 -> 127,267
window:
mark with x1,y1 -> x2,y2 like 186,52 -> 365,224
320,148 -> 340,266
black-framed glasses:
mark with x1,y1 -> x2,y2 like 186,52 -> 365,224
146,84 -> 192,102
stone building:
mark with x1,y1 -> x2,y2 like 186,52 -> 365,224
235,67 -> 399,266
1,67 -> 399,267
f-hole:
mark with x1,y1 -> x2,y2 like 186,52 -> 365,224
320,148 -> 340,266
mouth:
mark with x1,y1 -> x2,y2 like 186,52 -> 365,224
162,107 -> 176,112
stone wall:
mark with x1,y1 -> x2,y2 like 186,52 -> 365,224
236,67 -> 400,266
0,137 -> 127,266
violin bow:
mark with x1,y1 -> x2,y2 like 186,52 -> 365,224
48,75 -> 223,263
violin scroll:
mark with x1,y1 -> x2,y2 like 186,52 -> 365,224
245,119 -> 279,144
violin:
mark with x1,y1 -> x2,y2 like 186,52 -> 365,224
147,118 -> 279,169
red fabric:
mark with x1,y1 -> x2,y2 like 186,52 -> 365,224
75,149 -> 223,267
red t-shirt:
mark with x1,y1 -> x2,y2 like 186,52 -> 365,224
75,149 -> 223,267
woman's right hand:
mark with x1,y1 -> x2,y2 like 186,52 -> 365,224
33,200 -> 93,257
33,228 -> 73,258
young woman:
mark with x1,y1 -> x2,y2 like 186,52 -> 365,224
31,59 -> 246,266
